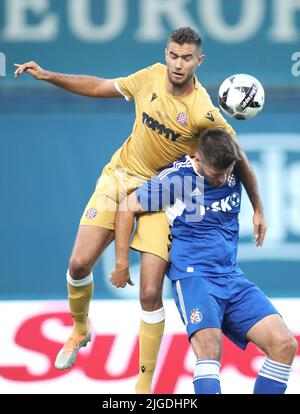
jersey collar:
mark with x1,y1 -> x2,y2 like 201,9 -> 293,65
186,155 -> 203,178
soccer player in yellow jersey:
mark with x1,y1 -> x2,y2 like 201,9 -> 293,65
15,27 -> 267,394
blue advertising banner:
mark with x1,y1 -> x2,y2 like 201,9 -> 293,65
0,0 -> 300,86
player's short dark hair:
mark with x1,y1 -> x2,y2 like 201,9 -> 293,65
197,129 -> 241,169
168,27 -> 202,50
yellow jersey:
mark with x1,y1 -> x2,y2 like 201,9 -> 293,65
111,63 -> 235,180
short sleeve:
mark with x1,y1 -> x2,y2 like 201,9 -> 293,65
114,65 -> 154,101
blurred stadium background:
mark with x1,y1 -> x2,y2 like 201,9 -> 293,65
0,0 -> 299,394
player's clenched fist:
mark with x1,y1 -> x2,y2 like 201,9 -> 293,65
14,61 -> 47,80
109,265 -> 135,288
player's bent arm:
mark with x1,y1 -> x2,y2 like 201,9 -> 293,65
14,61 -> 122,98
219,117 -> 263,213
202,109 -> 267,245
234,141 -> 263,212
234,140 -> 267,247
115,193 -> 145,268
110,193 -> 145,288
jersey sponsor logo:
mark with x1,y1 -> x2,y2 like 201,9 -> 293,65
190,309 -> 202,324
211,193 -> 240,212
142,112 -> 181,141
177,112 -> 188,126
205,111 -> 215,122
151,92 -> 157,102
227,173 -> 236,187
86,207 -> 97,218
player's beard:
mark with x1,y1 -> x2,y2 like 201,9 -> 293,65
168,69 -> 194,88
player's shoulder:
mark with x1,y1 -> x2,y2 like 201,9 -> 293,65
190,79 -> 235,132
145,62 -> 166,75
194,78 -> 214,103
157,156 -> 193,180
195,77 -> 211,97
188,78 -> 217,121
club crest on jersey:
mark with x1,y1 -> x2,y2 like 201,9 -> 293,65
177,112 -> 188,126
190,309 -> 203,324
227,173 -> 236,187
86,207 -> 97,219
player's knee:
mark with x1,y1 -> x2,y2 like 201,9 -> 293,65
69,257 -> 92,280
140,285 -> 163,310
268,334 -> 298,363
280,335 -> 298,359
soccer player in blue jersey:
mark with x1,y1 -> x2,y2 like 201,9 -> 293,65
111,128 -> 297,394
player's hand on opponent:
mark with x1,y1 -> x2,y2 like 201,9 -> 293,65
253,210 -> 267,247
14,61 -> 47,80
109,265 -> 135,288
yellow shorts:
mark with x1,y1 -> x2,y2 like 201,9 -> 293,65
80,164 -> 171,261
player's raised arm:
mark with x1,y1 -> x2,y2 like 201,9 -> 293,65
14,61 -> 122,99
110,193 -> 145,288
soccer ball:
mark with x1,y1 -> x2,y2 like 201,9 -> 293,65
218,74 -> 265,120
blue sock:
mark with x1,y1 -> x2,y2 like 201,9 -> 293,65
193,359 -> 221,394
254,358 -> 291,394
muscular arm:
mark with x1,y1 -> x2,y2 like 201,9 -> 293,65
14,61 -> 123,98
116,193 -> 145,268
110,193 -> 145,288
235,143 -> 263,212
234,140 -> 267,246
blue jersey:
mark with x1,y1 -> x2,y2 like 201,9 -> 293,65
135,155 -> 243,280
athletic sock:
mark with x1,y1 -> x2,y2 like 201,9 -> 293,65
67,270 -> 94,336
135,307 -> 165,394
254,358 -> 291,394
193,359 -> 221,394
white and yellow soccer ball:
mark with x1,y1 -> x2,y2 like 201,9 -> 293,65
218,74 -> 265,120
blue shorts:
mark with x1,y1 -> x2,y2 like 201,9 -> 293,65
172,274 -> 279,350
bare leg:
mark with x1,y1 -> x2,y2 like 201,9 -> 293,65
136,253 -> 167,393
139,252 -> 167,310
246,314 -> 297,364
69,225 -> 114,279
190,328 -> 222,362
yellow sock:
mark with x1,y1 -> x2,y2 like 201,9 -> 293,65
135,318 -> 165,394
67,280 -> 94,336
